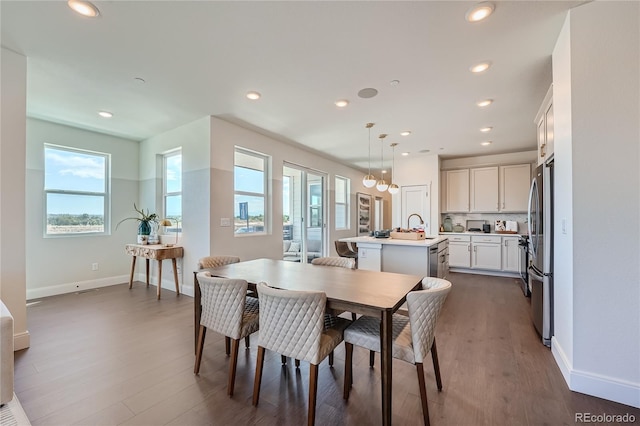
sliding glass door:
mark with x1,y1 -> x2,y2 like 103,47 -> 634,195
283,164 -> 326,263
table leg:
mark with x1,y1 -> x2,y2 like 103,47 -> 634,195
156,259 -> 163,300
145,259 -> 150,287
381,309 -> 393,426
172,258 -> 180,295
128,256 -> 137,289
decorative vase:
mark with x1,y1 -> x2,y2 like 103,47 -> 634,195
137,221 -> 151,244
147,222 -> 159,244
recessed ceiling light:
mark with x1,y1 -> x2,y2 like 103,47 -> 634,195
390,80 -> 400,86
481,141 -> 492,146
465,2 -> 495,23
476,99 -> 494,107
480,127 -> 493,133
67,0 -> 100,17
358,88 -> 378,99
98,111 -> 113,118
400,131 -> 411,136
246,91 -> 261,100
401,152 -> 409,156
335,99 -> 349,108
470,61 -> 492,73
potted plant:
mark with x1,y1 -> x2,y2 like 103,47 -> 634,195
116,203 -> 158,244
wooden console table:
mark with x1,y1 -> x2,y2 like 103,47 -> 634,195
125,244 -> 184,300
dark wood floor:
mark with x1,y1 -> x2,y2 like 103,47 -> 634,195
15,273 -> 639,425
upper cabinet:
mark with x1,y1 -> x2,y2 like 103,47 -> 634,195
499,164 -> 531,212
470,167 -> 499,212
535,85 -> 554,165
445,169 -> 470,212
444,163 -> 531,213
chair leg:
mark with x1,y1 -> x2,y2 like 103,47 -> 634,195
225,336 -> 231,356
228,338 -> 240,396
245,335 -> 251,349
308,363 -> 319,426
430,338 -> 443,391
351,312 -> 357,321
328,351 -> 334,366
194,325 -> 206,374
415,362 -> 431,426
281,354 -> 287,364
295,359 -> 300,368
344,342 -> 353,400
253,346 -> 266,406
369,350 -> 375,368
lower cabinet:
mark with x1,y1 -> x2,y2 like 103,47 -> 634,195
448,235 -> 471,268
471,235 -> 502,270
445,234 -> 520,275
501,236 -> 520,273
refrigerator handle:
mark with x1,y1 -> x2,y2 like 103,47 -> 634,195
527,178 -> 537,259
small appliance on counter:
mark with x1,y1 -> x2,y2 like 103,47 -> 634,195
482,224 -> 491,233
373,229 -> 390,238
466,220 -> 485,232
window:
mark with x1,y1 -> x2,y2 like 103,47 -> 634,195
44,144 -> 109,236
335,176 -> 349,230
163,149 -> 182,232
234,147 -> 268,235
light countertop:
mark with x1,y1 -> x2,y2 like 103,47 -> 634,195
439,232 -> 523,237
339,235 -> 448,247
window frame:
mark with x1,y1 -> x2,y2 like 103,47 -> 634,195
162,149 -> 182,235
234,147 -> 269,236
334,175 -> 350,230
43,143 -> 110,237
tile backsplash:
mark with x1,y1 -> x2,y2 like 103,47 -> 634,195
441,213 -> 527,233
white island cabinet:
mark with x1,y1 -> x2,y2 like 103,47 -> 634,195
339,236 -> 448,278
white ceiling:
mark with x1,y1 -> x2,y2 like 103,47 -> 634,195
1,1 -> 582,174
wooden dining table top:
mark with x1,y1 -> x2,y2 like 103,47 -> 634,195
199,258 -> 423,316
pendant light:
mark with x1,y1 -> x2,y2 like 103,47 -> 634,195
388,143 -> 399,195
362,122 -> 377,188
376,134 -> 389,192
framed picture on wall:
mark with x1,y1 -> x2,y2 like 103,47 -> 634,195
357,192 -> 372,236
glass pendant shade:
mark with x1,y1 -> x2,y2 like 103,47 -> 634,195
388,183 -> 399,194
376,179 -> 389,192
363,175 -> 377,188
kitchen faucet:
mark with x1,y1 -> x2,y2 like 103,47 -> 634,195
407,213 -> 424,229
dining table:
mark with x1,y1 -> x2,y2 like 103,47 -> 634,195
193,258 -> 423,426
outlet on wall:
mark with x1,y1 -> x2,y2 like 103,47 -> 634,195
92,263 -> 99,271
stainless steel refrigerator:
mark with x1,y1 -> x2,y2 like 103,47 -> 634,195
527,161 -> 554,347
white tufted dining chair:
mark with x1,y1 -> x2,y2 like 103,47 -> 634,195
197,255 -> 241,270
194,272 -> 259,397
343,277 -> 452,426
311,256 -> 356,269
252,282 -> 351,426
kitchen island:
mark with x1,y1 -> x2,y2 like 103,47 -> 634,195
339,235 -> 449,278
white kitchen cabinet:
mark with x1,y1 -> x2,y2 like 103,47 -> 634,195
536,85 -> 554,165
448,235 -> 471,268
499,164 -> 531,212
471,235 -> 502,270
501,236 -> 520,273
470,167 -> 498,212
445,169 -> 469,212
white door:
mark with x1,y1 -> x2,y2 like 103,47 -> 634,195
401,185 -> 430,234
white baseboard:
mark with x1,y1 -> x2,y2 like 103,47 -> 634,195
13,331 -> 29,351
553,338 -> 640,408
27,275 -> 130,300
448,268 -> 520,279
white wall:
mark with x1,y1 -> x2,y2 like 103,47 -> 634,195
0,47 -> 29,350
552,2 -> 640,408
550,13 -> 574,379
207,117 -> 387,266
392,154 -> 440,231
25,119 -> 139,299
139,117 -> 212,296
